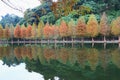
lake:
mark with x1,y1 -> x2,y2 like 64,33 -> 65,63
0,44 -> 120,80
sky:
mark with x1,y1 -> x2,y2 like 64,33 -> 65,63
0,0 -> 40,19
0,61 -> 60,80
0,61 -> 44,80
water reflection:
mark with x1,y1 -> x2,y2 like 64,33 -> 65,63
0,44 -> 120,80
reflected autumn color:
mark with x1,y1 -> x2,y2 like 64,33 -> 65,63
1,45 -> 120,80
87,48 -> 99,70
111,48 -> 120,68
76,48 -> 87,69
0,45 -> 120,70
99,49 -> 111,70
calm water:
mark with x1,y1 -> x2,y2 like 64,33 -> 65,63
0,44 -> 120,80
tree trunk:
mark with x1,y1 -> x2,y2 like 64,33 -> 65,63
7,39 -> 8,44
92,37 -> 94,47
104,36 -> 106,49
18,39 -> 19,45
104,36 -> 106,42
24,38 -> 25,45
81,37 -> 84,47
119,36 -> 120,48
41,39 -> 42,45
54,39 -> 57,49
29,39 -> 31,44
35,39 -> 37,44
48,39 -> 49,45
63,38 -> 65,46
72,37 -> 74,48
11,38 -> 13,44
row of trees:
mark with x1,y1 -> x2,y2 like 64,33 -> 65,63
0,13 -> 120,41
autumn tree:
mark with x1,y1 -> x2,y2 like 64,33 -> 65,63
31,23 -> 37,39
111,17 -> 120,41
43,23 -> 52,39
14,24 -> 21,41
100,12 -> 110,41
51,25 -> 59,40
76,16 -> 86,40
68,19 -> 76,41
26,24 -> 32,39
4,24 -> 10,41
0,24 -> 3,40
37,20 -> 44,39
59,20 -> 68,41
9,24 -> 14,42
86,14 -> 99,41
21,24 -> 26,41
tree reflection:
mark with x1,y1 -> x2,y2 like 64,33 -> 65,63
99,49 -> 111,70
76,48 -> 87,69
87,48 -> 99,71
1,45 -> 120,79
43,48 -> 55,62
111,48 -> 120,68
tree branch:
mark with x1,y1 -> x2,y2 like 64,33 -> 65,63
1,0 -> 24,13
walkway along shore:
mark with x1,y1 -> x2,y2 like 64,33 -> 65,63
0,40 -> 120,48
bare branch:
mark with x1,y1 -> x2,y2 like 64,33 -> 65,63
1,0 -> 24,13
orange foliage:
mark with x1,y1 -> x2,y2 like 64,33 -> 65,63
14,24 -> 21,38
26,24 -> 32,39
59,20 -> 68,38
20,25 -> 26,39
43,23 -> 52,39
76,17 -> 86,37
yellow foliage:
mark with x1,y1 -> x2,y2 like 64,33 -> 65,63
37,20 -> 44,39
111,17 -> 120,36
86,14 -> 99,37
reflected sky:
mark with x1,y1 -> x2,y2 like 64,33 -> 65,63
0,61 -> 44,80
0,44 -> 120,80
